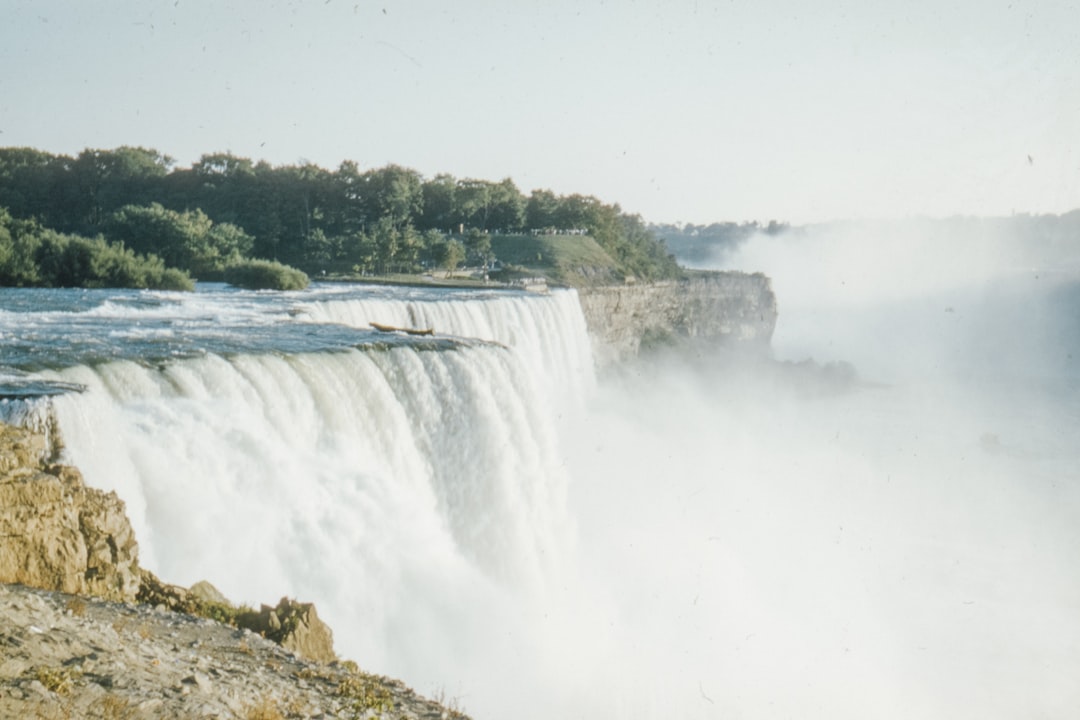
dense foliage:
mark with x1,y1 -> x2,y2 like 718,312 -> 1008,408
0,146 -> 681,283
223,258 -> 310,291
0,209 -> 193,290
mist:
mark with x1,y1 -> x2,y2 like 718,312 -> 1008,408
542,216 -> 1080,718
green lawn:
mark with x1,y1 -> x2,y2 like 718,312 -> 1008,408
489,233 -> 622,286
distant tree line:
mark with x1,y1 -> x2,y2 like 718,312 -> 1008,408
0,146 -> 681,284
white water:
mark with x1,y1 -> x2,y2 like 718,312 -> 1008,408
298,286 -> 595,407
27,251 -> 1080,719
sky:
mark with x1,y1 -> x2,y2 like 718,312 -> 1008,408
1,0 -> 1077,225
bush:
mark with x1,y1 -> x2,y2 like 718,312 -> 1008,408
224,259 -> 309,290
0,209 -> 194,290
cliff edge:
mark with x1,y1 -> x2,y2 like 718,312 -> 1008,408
577,271 -> 778,366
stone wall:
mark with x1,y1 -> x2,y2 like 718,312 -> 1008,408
577,271 -> 778,366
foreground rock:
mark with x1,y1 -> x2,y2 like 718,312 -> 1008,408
0,582 -> 468,719
0,423 -> 139,603
137,573 -> 338,665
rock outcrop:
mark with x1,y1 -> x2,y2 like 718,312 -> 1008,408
138,571 -> 337,664
0,423 -> 140,603
0,421 -> 337,664
577,271 -> 778,366
248,597 -> 337,664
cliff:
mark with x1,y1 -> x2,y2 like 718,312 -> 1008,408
577,271 -> 778,366
0,423 -> 140,603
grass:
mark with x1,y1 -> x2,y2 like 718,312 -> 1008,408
33,665 -> 79,695
92,695 -> 135,720
489,233 -> 621,286
337,671 -> 394,716
244,697 -> 286,720
64,597 -> 87,617
431,686 -> 469,719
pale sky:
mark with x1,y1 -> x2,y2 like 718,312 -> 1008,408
1,0 -> 1077,224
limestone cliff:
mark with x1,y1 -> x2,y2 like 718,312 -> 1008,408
577,271 -> 778,366
0,423 -> 140,603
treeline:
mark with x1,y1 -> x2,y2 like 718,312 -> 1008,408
0,146 -> 680,283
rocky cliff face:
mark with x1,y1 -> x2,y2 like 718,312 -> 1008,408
577,271 -> 778,366
0,423 -> 140,603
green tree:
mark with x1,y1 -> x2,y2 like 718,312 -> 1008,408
361,165 -> 423,229
488,178 -> 526,232
439,238 -> 465,277
525,189 -> 561,230
72,146 -> 173,228
463,227 -> 492,266
104,203 -> 253,277
0,148 -> 78,230
418,173 -> 457,231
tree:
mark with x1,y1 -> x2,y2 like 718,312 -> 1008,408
0,148 -> 76,229
72,147 -> 173,228
526,189 -> 560,230
488,178 -> 526,232
441,238 -> 465,277
427,235 -> 465,277
361,165 -> 423,229
329,160 -> 368,238
451,178 -> 524,232
418,174 -> 458,231
463,227 -> 492,266
104,203 -> 253,277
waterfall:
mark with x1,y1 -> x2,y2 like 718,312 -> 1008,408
297,287 -> 595,406
30,288 -> 597,704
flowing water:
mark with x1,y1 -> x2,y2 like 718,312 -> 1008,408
1,247 -> 1078,719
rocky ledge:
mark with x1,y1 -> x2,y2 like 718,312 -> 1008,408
0,421 -> 470,719
577,271 -> 778,366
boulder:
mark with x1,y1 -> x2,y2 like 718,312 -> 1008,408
189,580 -> 231,607
241,598 -> 337,664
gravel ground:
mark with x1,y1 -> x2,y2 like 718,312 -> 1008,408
0,583 -> 469,720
